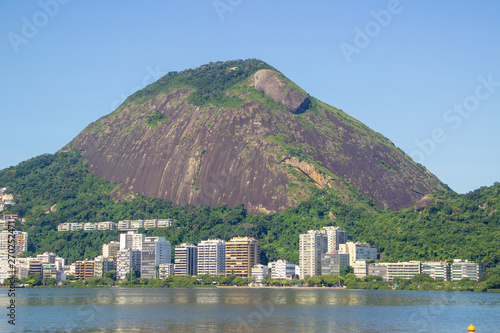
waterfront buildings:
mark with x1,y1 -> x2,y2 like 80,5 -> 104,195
102,241 -> 120,259
197,239 -> 226,276
174,243 -> 198,276
116,249 -> 141,280
320,226 -> 347,252
225,237 -> 260,277
94,256 -> 115,277
321,251 -> 350,276
353,259 -> 369,278
299,230 -> 327,278
422,261 -> 450,282
74,260 -> 95,280
251,264 -> 268,283
158,263 -> 175,278
140,237 -> 171,279
451,259 -> 485,282
367,261 -> 422,281
268,260 -> 296,280
339,242 -> 378,267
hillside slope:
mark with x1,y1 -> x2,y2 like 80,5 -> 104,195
64,59 -> 446,213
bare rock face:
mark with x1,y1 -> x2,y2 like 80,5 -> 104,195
250,69 -> 311,114
66,61 -> 446,214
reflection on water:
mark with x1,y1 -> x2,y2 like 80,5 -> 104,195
4,288 -> 500,333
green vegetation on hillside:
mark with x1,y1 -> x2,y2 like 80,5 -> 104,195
1,152 -> 499,271
125,59 -> 274,108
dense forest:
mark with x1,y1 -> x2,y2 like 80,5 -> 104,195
1,151 -> 499,270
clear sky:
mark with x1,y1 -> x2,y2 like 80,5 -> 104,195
1,0 -> 499,194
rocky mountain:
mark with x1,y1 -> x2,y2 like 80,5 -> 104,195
64,59 -> 447,214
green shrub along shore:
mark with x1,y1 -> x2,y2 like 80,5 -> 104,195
1,151 -> 500,292
7,268 -> 500,293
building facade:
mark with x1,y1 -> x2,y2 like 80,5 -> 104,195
251,264 -> 268,283
116,249 -> 141,280
338,242 -> 377,267
299,230 -> 327,278
268,260 -> 296,280
451,259 -> 485,282
321,226 -> 347,252
174,243 -> 198,276
140,237 -> 171,279
422,261 -> 450,281
119,231 -> 145,250
74,261 -> 95,280
321,252 -> 350,275
197,239 -> 226,276
225,237 -> 260,277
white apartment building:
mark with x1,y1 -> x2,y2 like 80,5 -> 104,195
299,230 -> 328,278
422,261 -> 450,281
159,263 -> 175,278
197,239 -> 226,276
268,260 -> 296,280
338,242 -> 377,267
353,259 -> 369,278
0,230 -> 28,256
37,252 -> 56,264
451,259 -> 485,282
119,231 -> 145,250
102,241 -> 120,259
320,226 -> 347,252
116,249 -> 141,280
251,264 -> 268,283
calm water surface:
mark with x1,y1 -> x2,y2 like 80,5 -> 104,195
1,288 -> 499,332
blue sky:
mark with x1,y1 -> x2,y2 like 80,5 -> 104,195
1,0 -> 499,194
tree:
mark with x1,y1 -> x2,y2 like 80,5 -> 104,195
104,270 -> 117,281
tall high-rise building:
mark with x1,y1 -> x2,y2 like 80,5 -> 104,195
338,242 -> 377,267
0,230 -> 28,256
102,241 -> 120,259
299,230 -> 327,278
174,243 -> 198,276
197,239 -> 226,276
141,237 -> 171,279
225,237 -> 260,277
116,249 -> 141,280
119,231 -> 144,250
320,226 -> 347,252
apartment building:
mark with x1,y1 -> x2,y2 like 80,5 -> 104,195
197,239 -> 226,276
422,261 -> 450,281
451,259 -> 485,282
119,231 -> 145,250
141,237 -> 171,279
320,226 -> 347,252
158,263 -> 175,278
251,264 -> 268,283
116,249 -> 141,280
225,237 -> 260,277
268,260 -> 296,280
321,251 -> 350,275
94,256 -> 115,277
0,230 -> 28,256
174,243 -> 198,276
74,261 -> 95,280
102,241 -> 120,259
338,242 -> 377,267
299,230 -> 327,278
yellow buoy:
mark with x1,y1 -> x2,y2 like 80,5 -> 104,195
468,324 -> 475,332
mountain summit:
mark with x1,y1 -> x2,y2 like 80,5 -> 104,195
65,59 -> 446,213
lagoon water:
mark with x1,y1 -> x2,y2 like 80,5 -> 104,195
1,288 -> 499,333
